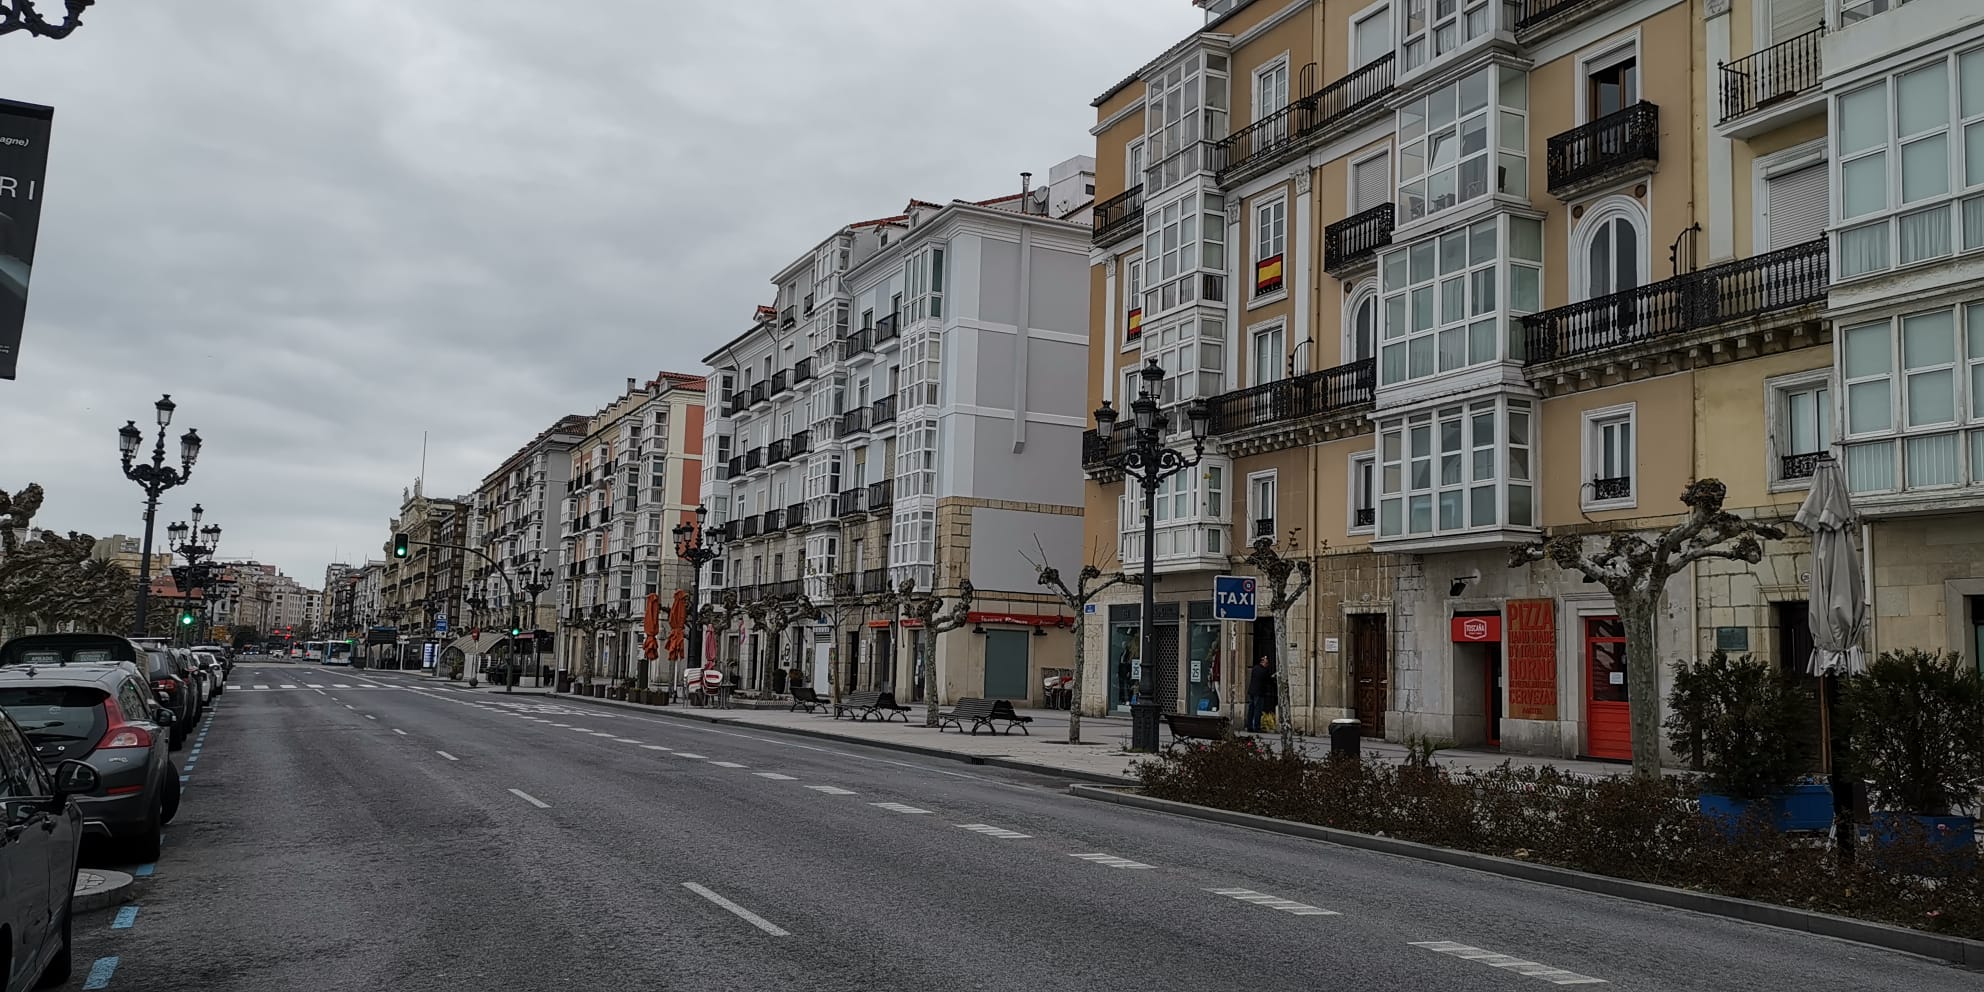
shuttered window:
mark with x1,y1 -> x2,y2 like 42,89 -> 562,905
1353,153 -> 1390,213
1768,0 -> 1824,43
1765,162 -> 1828,249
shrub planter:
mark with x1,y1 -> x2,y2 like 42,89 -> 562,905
1699,784 -> 1834,833
1871,812 -> 1977,853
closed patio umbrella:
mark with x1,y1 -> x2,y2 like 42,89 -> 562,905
1793,454 -> 1868,857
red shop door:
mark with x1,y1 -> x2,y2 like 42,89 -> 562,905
1583,616 -> 1631,760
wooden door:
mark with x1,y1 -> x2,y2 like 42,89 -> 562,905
1584,616 -> 1632,760
1350,614 -> 1388,737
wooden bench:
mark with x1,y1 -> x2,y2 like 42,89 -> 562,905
1164,712 -> 1232,748
937,697 -> 1034,735
787,685 -> 833,714
834,690 -> 912,722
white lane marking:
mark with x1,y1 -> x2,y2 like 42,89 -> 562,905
708,761 -> 747,768
508,788 -> 551,809
365,715 -> 377,720
306,684 -> 325,688
568,727 -> 593,732
279,684 -> 296,689
590,732 -> 618,737
1409,942 -> 1607,985
871,802 -> 930,814
806,785 -> 857,795
226,685 -> 241,690
958,823 -> 1031,839
333,684 -> 350,688
253,684 -> 269,689
680,882 -> 789,937
393,729 -> 408,736
753,772 -> 798,780
613,738 -> 642,744
551,723 -> 571,728
1206,888 -> 1339,916
344,704 -> 355,710
640,745 -> 673,751
435,751 -> 459,761
1069,853 -> 1154,869
672,752 -> 708,759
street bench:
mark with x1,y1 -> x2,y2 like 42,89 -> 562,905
1164,712 -> 1232,748
788,686 -> 833,714
835,690 -> 912,722
937,697 -> 1033,735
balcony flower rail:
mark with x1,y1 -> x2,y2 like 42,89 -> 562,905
1092,184 -> 1144,245
1213,54 -> 1396,179
1590,476 -> 1632,501
1718,27 -> 1823,124
1252,518 -> 1275,539
866,479 -> 893,511
1521,237 -> 1827,364
1354,507 -> 1376,529
1546,101 -> 1660,197
1780,450 -> 1824,481
1205,358 -> 1376,436
1323,203 -> 1396,273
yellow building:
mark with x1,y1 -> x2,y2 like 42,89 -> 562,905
1082,0 -> 1852,762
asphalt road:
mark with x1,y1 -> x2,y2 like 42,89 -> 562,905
58,660 -> 1980,991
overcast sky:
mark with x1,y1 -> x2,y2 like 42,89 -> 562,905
0,0 -> 1203,588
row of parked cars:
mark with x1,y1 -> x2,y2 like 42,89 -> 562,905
0,632 -> 233,991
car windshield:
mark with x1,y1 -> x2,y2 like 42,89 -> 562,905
0,685 -> 108,743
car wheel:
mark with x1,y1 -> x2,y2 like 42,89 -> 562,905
34,902 -> 71,989
161,766 -> 181,825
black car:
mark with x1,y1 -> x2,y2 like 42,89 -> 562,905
0,707 -> 99,992
142,649 -> 198,748
0,663 -> 177,862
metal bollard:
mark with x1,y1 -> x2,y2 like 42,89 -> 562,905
1328,718 -> 1361,759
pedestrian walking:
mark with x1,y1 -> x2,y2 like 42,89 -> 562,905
1246,655 -> 1273,733
719,662 -> 737,709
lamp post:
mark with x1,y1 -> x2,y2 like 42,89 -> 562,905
520,565 -> 552,689
167,504 -> 221,644
120,394 -> 202,638
0,0 -> 97,39
673,503 -> 725,697
1093,357 -> 1210,753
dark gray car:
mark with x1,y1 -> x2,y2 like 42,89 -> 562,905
0,708 -> 98,992
0,663 -> 175,862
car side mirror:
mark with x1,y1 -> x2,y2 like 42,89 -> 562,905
51,760 -> 99,800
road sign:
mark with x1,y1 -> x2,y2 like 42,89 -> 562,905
434,612 -> 449,634
210,625 -> 230,642
1213,575 -> 1257,621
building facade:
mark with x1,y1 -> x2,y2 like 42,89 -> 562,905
702,165 -> 1095,705
471,413 -> 586,660
381,481 -> 467,668
1080,0 -> 1865,762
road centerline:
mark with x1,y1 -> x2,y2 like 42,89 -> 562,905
681,882 -> 790,937
508,788 -> 551,808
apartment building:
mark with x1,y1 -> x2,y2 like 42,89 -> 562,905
558,373 -> 707,684
1082,0 -> 1854,761
700,166 -> 1094,705
381,480 -> 468,665
470,413 -> 586,651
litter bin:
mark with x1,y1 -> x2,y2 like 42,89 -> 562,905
1328,718 -> 1361,759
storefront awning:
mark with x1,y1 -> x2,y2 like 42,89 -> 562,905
446,633 -> 508,655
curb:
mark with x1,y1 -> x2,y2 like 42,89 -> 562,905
71,869 -> 141,914
1067,785 -> 1984,969
556,692 -> 1136,786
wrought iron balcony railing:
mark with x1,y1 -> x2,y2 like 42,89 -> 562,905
770,369 -> 789,395
789,430 -> 811,457
741,517 -> 762,539
1253,518 -> 1275,539
843,328 -> 873,358
1521,237 -> 1827,365
1546,101 -> 1660,199
1718,28 -> 1823,124
1205,358 -> 1376,436
792,356 -> 814,384
836,488 -> 867,517
866,479 -> 893,511
873,313 -> 900,345
749,380 -> 769,406
1092,184 -> 1144,247
1323,203 -> 1395,274
860,567 -> 891,595
870,394 -> 898,427
767,439 -> 790,465
764,509 -> 785,532
1354,507 -> 1375,529
837,408 -> 869,439
726,455 -> 744,477
786,502 -> 808,528
1506,0 -> 1623,35
744,446 -> 764,471
1780,450 -> 1824,481
1213,54 -> 1395,180
780,306 -> 797,329
1589,476 -> 1632,501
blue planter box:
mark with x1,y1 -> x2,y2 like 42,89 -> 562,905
1699,784 -> 1834,834
1871,812 -> 1977,852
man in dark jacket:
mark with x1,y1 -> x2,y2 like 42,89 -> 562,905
1246,655 -> 1274,733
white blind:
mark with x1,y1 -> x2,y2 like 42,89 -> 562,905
1353,154 -> 1390,212
1769,0 -> 1824,42
1766,163 -> 1828,249
1354,12 -> 1390,66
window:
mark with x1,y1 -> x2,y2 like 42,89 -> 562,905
1144,55 -> 1229,194
1251,321 -> 1285,386
1581,403 -> 1637,509
1400,0 -> 1490,71
1142,192 -> 1226,316
1399,67 -> 1526,222
901,327 -> 941,409
1764,160 -> 1829,250
1353,5 -> 1391,67
1377,397 -> 1531,538
1127,139 -> 1146,192
1839,303 -> 1984,494
1248,472 -> 1278,543
1380,215 -> 1541,385
895,418 -> 939,499
1255,57 -> 1289,122
1349,452 -> 1377,532
1254,197 -> 1287,299
1347,287 -> 1379,363
1584,50 -> 1638,122
1835,49 -> 1984,279
904,247 -> 946,322
1125,258 -> 1144,344
1768,372 -> 1834,486
1352,151 -> 1391,213
1575,200 -> 1646,300
1140,315 -> 1226,403
1119,457 -> 1232,563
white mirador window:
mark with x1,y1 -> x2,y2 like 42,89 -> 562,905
1251,321 -> 1285,386
1255,57 -> 1289,122
1119,460 -> 1231,564
1767,370 -> 1834,488
1398,66 -> 1528,223
904,247 -> 945,322
1141,315 -> 1226,403
1581,403 -> 1637,510
900,328 -> 940,409
894,418 -> 939,499
1401,0 -> 1490,70
1143,192 -> 1227,317
1377,397 -> 1532,538
804,534 -> 838,600
1349,452 -> 1378,533
1254,196 -> 1287,300
889,506 -> 937,576
1835,48 -> 1984,279
1379,215 -> 1542,385
1144,54 -> 1229,195
1840,303 -> 1984,494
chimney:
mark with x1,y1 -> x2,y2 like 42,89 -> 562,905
1020,172 -> 1032,214
625,377 -> 637,393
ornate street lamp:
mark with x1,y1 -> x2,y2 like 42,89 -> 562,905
1,0 -> 96,40
120,394 -> 201,637
519,564 -> 553,688
1093,358 -> 1210,753
167,504 -> 222,643
674,503 -> 725,695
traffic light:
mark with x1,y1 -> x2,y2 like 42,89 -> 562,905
510,624 -> 522,637
393,533 -> 409,558
179,610 -> 196,626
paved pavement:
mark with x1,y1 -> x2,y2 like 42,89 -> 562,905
57,660 -> 1980,991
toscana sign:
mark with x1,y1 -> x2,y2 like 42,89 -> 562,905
0,98 -> 54,380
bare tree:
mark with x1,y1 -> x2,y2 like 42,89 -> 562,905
884,578 -> 974,727
1244,538 -> 1314,755
807,573 -> 871,706
0,483 -> 44,555
1020,538 -> 1136,744
1509,478 -> 1783,778
743,593 -> 815,695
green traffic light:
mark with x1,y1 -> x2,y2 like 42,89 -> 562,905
179,612 -> 195,626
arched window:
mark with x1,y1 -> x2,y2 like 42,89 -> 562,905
1573,198 -> 1649,302
1345,285 -> 1379,365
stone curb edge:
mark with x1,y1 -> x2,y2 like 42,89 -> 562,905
1067,785 -> 1984,969
555,692 -> 1136,786
72,871 -> 142,914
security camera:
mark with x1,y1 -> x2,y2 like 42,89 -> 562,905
1449,569 -> 1481,597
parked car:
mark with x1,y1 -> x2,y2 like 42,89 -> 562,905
142,649 -> 197,748
0,663 -> 174,863
0,709 -> 102,991
0,633 -> 148,678
191,649 -> 226,698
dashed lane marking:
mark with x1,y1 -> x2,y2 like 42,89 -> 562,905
1070,853 -> 1154,869
1409,942 -> 1607,985
681,882 -> 789,937
111,906 -> 139,929
613,738 -> 642,744
958,823 -> 1030,839
83,956 -> 119,990
753,772 -> 798,780
508,788 -> 551,809
1206,888 -> 1339,916
393,729 -> 408,736
871,802 -> 930,814
640,745 -> 673,751
708,761 -> 747,768
435,751 -> 458,761
806,785 -> 857,795
672,752 -> 708,759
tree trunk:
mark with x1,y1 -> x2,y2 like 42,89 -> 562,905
1067,612 -> 1085,744
1271,607 -> 1296,755
922,624 -> 941,728
826,623 -> 842,707
1620,599 -> 1662,779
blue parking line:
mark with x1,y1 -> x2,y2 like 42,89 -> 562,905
179,775 -> 189,783
130,863 -> 154,877
82,956 -> 119,989
111,906 -> 139,929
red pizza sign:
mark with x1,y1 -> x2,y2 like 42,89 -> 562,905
1450,615 -> 1501,643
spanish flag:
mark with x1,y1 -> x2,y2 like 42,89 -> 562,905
1256,254 -> 1284,293
1127,307 -> 1143,338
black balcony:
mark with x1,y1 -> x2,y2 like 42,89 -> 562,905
874,313 -> 899,344
1206,358 -> 1376,436
837,407 -> 870,439
1546,101 -> 1660,200
860,567 -> 891,595
870,394 -> 898,427
1590,476 -> 1632,502
1081,422 -> 1136,468
1252,518 -> 1275,539
1354,507 -> 1376,529
780,306 -> 797,329
866,479 -> 893,511
767,578 -> 803,601
1780,450 -> 1824,481
726,455 -> 744,477
793,357 -> 814,384
768,438 -> 790,464
1719,28 -> 1823,124
1092,184 -> 1144,247
1507,0 -> 1622,35
786,502 -> 808,528
728,389 -> 747,411
749,380 -> 769,406
745,446 -> 765,471
741,517 -> 762,538
836,488 -> 867,517
1522,238 -> 1828,365
790,430 -> 811,457
803,294 -> 815,315
770,369 -> 790,395
764,508 -> 785,532
1213,54 -> 1395,181
1324,203 -> 1395,275
717,520 -> 740,541
844,328 -> 873,358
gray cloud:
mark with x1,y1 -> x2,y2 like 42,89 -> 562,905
0,0 -> 1201,583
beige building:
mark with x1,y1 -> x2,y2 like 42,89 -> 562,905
381,481 -> 468,667
469,413 -> 586,662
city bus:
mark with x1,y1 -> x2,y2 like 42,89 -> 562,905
299,640 -> 352,664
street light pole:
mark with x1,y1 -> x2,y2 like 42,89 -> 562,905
120,394 -> 201,638
1093,358 -> 1211,754
0,0 -> 97,39
167,503 -> 221,644
519,565 -> 551,691
673,503 -> 725,699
